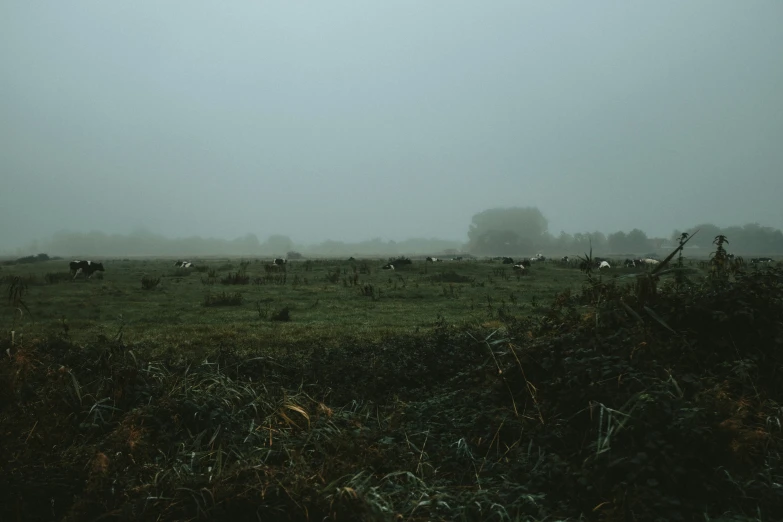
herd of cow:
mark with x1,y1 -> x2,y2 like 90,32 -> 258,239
66,254 -> 777,280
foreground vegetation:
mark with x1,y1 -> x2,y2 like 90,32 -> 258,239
1,245 -> 782,520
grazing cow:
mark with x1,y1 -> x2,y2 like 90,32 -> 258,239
750,257 -> 773,264
561,256 -> 569,263
174,260 -> 193,268
502,257 -> 514,264
599,261 -> 611,269
381,264 -> 395,270
624,258 -> 636,268
70,260 -> 105,280
273,258 -> 287,266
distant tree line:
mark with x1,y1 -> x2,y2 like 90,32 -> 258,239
466,207 -> 783,256
7,229 -> 463,258
5,208 -> 782,258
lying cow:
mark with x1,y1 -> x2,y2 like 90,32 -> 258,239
70,260 -> 105,280
174,260 -> 193,268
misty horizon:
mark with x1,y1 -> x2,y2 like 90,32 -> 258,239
3,2 -> 782,252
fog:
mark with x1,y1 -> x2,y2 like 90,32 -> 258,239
2,2 -> 782,254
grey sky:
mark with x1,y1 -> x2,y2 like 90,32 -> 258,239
2,1 -> 782,250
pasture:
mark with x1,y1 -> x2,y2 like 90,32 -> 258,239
3,256 -> 599,349
2,252 -> 782,521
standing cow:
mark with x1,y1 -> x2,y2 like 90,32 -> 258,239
70,260 -> 105,280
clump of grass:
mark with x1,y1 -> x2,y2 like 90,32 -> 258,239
217,263 -> 234,271
44,272 -> 72,284
221,272 -> 250,285
325,268 -> 341,284
141,276 -> 161,290
270,307 -> 291,321
426,271 -> 474,283
203,291 -> 243,306
1,274 -> 37,286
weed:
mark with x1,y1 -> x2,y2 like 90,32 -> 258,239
203,291 -> 244,306
270,307 -> 291,321
221,272 -> 250,285
44,272 -> 72,284
141,276 -> 161,290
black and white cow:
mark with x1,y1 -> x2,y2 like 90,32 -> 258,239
451,256 -> 463,261
273,258 -> 287,266
174,260 -> 193,268
750,257 -> 773,264
381,264 -> 395,270
70,260 -> 105,280
624,258 -> 636,268
598,261 -> 611,269
512,263 -> 527,271
426,257 -> 442,262
561,256 -> 569,263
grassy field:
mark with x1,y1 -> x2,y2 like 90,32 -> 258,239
2,256 -> 598,349
2,252 -> 781,521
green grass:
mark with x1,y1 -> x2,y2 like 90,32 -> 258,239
2,252 -> 782,521
2,257 -> 602,349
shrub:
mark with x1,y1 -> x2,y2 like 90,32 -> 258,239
287,251 -> 303,260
